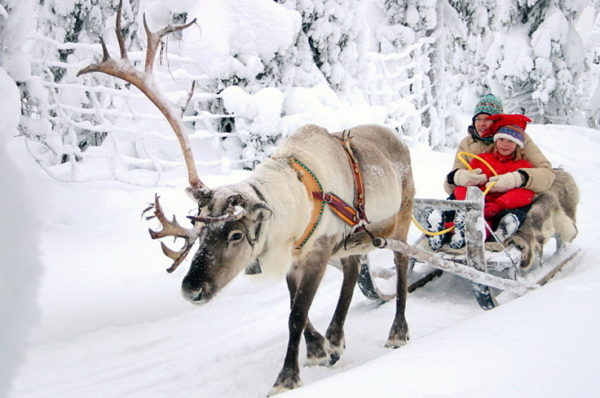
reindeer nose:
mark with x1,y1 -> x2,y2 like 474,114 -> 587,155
181,285 -> 204,303
181,276 -> 195,291
181,278 -> 211,304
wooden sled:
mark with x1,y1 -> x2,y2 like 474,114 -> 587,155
358,187 -> 580,310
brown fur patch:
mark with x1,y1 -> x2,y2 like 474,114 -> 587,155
508,169 -> 578,269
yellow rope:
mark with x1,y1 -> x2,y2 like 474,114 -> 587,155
413,152 -> 499,236
456,151 -> 498,195
411,214 -> 454,236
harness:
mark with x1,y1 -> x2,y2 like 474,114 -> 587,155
290,132 -> 371,254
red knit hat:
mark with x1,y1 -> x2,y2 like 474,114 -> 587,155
481,114 -> 532,139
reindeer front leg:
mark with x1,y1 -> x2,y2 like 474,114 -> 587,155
279,266 -> 331,371
269,255 -> 327,396
302,256 -> 360,367
283,267 -> 328,367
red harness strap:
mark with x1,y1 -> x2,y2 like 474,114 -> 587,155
313,132 -> 370,228
312,191 -> 360,226
340,133 -> 370,224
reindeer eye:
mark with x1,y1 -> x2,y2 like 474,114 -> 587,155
228,230 -> 244,243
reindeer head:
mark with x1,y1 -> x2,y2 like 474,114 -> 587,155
181,188 -> 272,304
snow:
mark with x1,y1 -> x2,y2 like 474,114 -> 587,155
532,10 -> 569,59
221,86 -> 284,136
4,120 -> 600,398
0,0 -> 34,80
0,67 -> 42,398
3,0 -> 600,397
172,0 -> 301,79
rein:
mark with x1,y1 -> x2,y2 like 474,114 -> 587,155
289,132 -> 371,254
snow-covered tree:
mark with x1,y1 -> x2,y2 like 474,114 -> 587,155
6,0 -> 600,179
374,0 -> 457,147
18,0 -> 137,171
579,4 -> 600,128
278,0 -> 369,91
446,0 -> 593,125
529,6 -> 586,124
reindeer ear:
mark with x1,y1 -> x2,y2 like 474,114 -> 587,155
185,186 -> 213,205
249,202 -> 273,222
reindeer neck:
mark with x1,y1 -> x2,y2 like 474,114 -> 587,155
249,158 -> 317,247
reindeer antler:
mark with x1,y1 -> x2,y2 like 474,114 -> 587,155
143,195 -> 204,273
77,0 -> 207,195
142,195 -> 247,272
188,206 -> 247,224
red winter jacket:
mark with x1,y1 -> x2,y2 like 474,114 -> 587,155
454,150 -> 535,214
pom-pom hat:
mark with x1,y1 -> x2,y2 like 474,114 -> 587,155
494,125 -> 526,148
484,114 -> 532,148
474,94 -> 503,116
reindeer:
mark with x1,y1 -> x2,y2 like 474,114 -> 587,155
79,2 -> 415,395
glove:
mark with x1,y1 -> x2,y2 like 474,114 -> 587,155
486,171 -> 523,193
484,202 -> 504,219
454,168 -> 488,186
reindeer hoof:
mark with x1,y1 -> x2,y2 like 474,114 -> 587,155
305,342 -> 335,366
385,335 -> 409,349
328,351 -> 341,365
305,338 -> 343,367
306,349 -> 340,367
385,324 -> 410,349
268,370 -> 302,396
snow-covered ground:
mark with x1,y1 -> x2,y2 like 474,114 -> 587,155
8,124 -> 600,398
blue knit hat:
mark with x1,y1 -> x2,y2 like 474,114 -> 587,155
474,94 -> 503,116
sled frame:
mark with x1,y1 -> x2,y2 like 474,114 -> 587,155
358,187 -> 578,309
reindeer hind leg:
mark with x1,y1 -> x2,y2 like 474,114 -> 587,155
386,249 -> 410,348
323,255 -> 360,364
386,202 -> 412,348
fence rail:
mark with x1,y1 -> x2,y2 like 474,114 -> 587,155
364,36 -> 439,144
23,33 -> 439,184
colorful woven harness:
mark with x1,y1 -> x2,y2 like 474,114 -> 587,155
289,134 -> 370,254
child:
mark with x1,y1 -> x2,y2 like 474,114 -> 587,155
430,114 -> 535,250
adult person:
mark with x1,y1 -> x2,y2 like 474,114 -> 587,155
444,94 -> 555,195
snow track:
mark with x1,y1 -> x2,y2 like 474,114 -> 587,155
10,126 -> 600,397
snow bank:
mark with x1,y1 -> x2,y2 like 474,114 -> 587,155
0,68 -> 42,398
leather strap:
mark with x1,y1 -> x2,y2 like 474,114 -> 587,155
287,134 -> 371,254
288,158 -> 325,254
313,192 -> 359,226
338,134 -> 370,224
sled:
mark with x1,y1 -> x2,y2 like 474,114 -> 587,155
357,187 -> 580,310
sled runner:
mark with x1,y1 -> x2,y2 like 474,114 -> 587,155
358,187 -> 580,310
